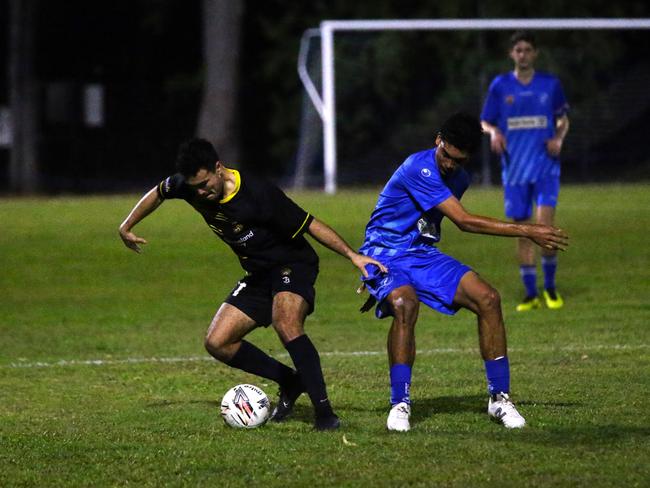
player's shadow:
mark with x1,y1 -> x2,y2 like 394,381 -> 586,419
374,395 -> 582,426
516,399 -> 581,408
409,394 -> 485,423
282,404 -> 317,426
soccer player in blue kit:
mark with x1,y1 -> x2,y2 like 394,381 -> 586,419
358,113 -> 568,431
481,31 -> 570,311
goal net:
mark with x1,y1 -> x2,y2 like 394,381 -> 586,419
293,19 -> 650,192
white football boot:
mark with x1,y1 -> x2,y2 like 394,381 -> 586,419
386,402 -> 411,432
488,392 -> 526,429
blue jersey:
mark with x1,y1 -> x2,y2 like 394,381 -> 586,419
481,71 -> 569,185
360,148 -> 469,258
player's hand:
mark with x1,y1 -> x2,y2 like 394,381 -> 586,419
527,224 -> 569,251
546,136 -> 563,157
119,228 -> 148,253
350,253 -> 388,277
489,130 -> 507,154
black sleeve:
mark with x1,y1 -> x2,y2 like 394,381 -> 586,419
255,179 -> 313,239
157,173 -> 188,200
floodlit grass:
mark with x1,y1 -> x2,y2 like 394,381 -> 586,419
1,184 -> 649,487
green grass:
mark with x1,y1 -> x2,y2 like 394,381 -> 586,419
1,184 -> 649,487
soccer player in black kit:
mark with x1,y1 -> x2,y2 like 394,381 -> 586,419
119,139 -> 386,430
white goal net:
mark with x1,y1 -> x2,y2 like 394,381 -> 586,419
294,19 -> 650,192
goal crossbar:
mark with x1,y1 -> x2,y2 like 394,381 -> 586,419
297,18 -> 650,193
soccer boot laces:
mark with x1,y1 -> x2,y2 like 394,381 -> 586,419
543,288 -> 564,309
386,402 -> 411,432
488,392 -> 526,429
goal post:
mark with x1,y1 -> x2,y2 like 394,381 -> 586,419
298,18 -> 650,193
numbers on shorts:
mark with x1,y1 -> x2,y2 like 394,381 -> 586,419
232,281 -> 247,297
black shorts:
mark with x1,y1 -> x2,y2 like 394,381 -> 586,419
224,262 -> 318,327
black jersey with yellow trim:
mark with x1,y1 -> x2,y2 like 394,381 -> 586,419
157,170 -> 318,272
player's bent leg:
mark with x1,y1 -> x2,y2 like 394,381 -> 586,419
453,272 -> 506,360
386,285 -> 420,366
273,292 -> 339,430
384,285 -> 419,432
264,292 -> 308,422
204,303 -> 258,362
453,272 -> 526,428
206,303 -> 301,415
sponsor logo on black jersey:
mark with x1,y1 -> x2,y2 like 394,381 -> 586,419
281,267 -> 292,277
232,223 -> 244,234
235,230 -> 254,245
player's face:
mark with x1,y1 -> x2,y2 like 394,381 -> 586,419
186,164 -> 224,201
509,41 -> 537,70
435,136 -> 468,174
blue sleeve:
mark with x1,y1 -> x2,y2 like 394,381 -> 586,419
400,156 -> 452,212
552,78 -> 569,116
481,77 -> 501,123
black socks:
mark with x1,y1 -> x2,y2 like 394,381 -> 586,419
285,334 -> 334,418
226,340 -> 295,387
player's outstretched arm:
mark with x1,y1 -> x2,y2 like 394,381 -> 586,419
118,187 -> 163,253
306,218 -> 388,277
436,196 -> 569,251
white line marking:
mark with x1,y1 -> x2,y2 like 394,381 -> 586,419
2,344 -> 648,369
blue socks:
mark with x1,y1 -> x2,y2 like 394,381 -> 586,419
390,364 -> 411,405
391,359 -> 510,403
484,356 -> 510,396
542,255 -> 557,290
520,265 -> 537,297
521,257 -> 558,296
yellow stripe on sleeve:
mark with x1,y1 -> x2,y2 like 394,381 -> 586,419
291,213 -> 311,239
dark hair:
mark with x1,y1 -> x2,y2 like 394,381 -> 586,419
438,112 -> 483,154
175,138 -> 220,177
509,30 -> 536,49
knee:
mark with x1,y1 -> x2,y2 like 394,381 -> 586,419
476,286 -> 501,312
390,293 -> 419,325
273,319 -> 304,344
204,330 -> 234,363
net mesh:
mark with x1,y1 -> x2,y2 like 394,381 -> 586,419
295,28 -> 650,187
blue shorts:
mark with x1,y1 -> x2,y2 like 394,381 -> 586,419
361,248 -> 472,319
504,175 -> 560,220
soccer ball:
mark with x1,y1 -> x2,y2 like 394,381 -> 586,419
220,384 -> 271,429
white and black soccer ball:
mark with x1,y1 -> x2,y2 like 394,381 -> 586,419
220,384 -> 271,429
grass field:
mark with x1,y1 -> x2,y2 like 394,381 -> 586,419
1,184 -> 649,487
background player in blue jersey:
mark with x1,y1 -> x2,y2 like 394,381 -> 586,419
119,139 -> 386,430
358,113 -> 568,431
481,30 -> 570,312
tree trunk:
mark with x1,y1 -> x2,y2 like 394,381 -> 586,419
197,0 -> 244,164
9,0 -> 39,194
